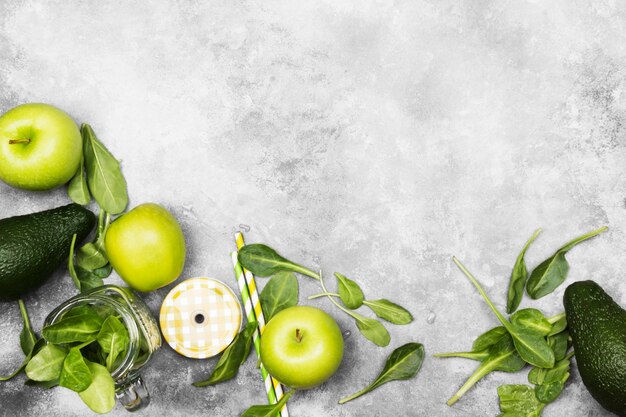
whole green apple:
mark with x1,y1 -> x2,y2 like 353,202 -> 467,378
260,306 -> 344,389
105,203 -> 186,292
0,103 -> 81,190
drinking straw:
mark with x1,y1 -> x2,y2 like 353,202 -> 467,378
232,233 -> 290,417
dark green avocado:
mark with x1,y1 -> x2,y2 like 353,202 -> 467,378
564,280 -> 626,417
0,203 -> 95,300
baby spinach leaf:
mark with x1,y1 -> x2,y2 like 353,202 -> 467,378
97,316 -> 130,371
82,124 -> 128,215
530,355 -> 571,404
92,263 -> 113,278
25,345 -> 68,381
77,210 -> 110,271
60,348 -> 92,392
526,226 -> 608,299
238,244 -> 319,279
68,234 -> 105,292
67,153 -> 91,205
339,342 -> 424,404
259,271 -> 299,322
18,299 -> 37,356
507,228 -> 541,313
472,326 -> 508,352
362,299 -> 413,325
452,257 -> 554,369
42,314 -> 104,344
193,321 -> 258,387
78,361 -> 116,414
547,332 -> 569,362
240,390 -> 294,417
547,313 -> 567,336
498,384 -> 545,416
353,314 -> 390,347
433,350 -> 490,362
510,309 -> 552,336
446,334 -> 526,405
335,272 -> 364,309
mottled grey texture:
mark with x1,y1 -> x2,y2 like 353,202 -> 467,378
0,1 -> 625,416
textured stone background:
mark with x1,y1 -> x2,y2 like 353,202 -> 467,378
0,1 -> 625,416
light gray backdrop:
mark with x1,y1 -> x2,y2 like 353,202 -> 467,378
0,1 -> 624,416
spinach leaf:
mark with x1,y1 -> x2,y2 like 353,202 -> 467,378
353,314 -> 390,347
433,350 -> 490,362
453,257 -> 554,369
18,299 -> 37,356
42,314 -> 104,344
82,124 -> 128,215
547,313 -> 567,336
339,342 -> 424,404
529,356 -> 571,404
510,309 -> 552,336
238,244 -> 319,279
547,332 -> 569,362
507,228 -> 541,313
97,316 -> 130,371
259,271 -> 299,322
77,210 -> 110,270
60,347 -> 92,392
498,384 -> 545,416
526,226 -> 608,299
446,334 -> 526,405
67,153 -> 91,205
362,299 -> 413,325
78,361 -> 116,414
335,272 -> 364,309
92,263 -> 113,278
25,345 -> 68,381
472,326 -> 508,352
240,390 -> 294,417
68,234 -> 105,292
193,321 -> 258,387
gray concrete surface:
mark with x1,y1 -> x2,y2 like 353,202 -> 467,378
1,1 -> 625,416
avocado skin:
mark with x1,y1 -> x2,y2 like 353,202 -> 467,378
564,280 -> 626,417
0,203 -> 95,300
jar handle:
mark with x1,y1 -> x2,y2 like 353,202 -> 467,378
115,375 -> 150,412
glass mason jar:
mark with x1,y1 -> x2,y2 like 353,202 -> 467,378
44,285 -> 161,412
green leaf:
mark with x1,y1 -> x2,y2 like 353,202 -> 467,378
507,228 -> 541,313
25,345 -> 68,381
335,272 -> 364,309
18,299 -> 37,356
97,316 -> 130,371
42,314 -> 104,344
92,264 -> 113,278
498,384 -> 545,416
446,334 -> 526,406
259,272 -> 299,322
77,210 -> 110,270
237,244 -> 319,279
78,361 -> 116,414
82,123 -> 128,215
352,313 -> 390,347
60,348 -> 93,392
547,332 -> 569,362
433,350 -> 490,362
67,153 -> 91,205
510,309 -> 552,336
192,321 -> 258,387
339,342 -> 424,404
362,299 -> 413,325
452,257 -> 554,369
526,226 -> 608,299
240,390 -> 294,417
472,326 -> 508,352
68,234 -> 105,292
547,314 -> 567,336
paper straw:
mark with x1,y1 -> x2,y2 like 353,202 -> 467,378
234,232 -> 290,417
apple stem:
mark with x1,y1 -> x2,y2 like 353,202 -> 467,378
295,328 -> 303,343
9,138 -> 31,144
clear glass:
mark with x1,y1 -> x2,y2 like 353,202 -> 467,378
44,285 -> 161,412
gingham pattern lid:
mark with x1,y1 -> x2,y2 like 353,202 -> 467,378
159,277 -> 242,359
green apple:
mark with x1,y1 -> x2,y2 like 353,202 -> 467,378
105,203 -> 186,292
0,103 -> 81,190
260,306 -> 344,389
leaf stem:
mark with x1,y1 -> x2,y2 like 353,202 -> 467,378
308,292 -> 339,300
292,265 -> 320,280
318,271 -> 359,320
9,138 -> 30,144
560,226 -> 608,252
18,299 -> 32,331
433,351 -> 490,361
447,360 -> 494,406
339,386 -> 370,404
452,257 -> 511,330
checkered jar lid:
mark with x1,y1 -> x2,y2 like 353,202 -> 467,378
159,277 -> 242,359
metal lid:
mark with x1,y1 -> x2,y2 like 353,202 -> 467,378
159,277 -> 242,359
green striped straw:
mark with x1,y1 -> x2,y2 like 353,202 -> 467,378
231,249 -> 289,417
